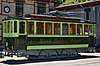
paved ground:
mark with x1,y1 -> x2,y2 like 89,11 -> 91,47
0,53 -> 100,66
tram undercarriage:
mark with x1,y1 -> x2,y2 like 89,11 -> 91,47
3,47 -> 95,60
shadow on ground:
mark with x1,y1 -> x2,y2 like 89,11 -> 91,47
0,55 -> 99,65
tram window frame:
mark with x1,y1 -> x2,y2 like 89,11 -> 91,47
0,24 -> 1,37
45,23 -> 52,35
11,21 -> 13,33
8,21 -> 10,33
4,22 -> 6,33
89,25 -> 93,35
54,23 -> 60,35
28,22 -> 34,34
77,24 -> 83,35
14,21 -> 17,33
36,22 -> 44,34
19,22 -> 25,33
70,24 -> 76,35
62,24 -> 68,35
84,24 -> 89,35
6,22 -> 8,33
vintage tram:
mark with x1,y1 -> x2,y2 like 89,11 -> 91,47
2,14 -> 96,59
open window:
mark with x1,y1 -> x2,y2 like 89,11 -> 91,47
70,24 -> 76,35
28,22 -> 34,34
84,25 -> 89,35
0,24 -> 1,36
14,21 -> 17,33
8,21 -> 10,33
77,24 -> 83,35
89,25 -> 93,35
62,24 -> 68,35
45,23 -> 52,34
4,22 -> 6,33
36,22 -> 44,34
54,23 -> 60,35
19,22 -> 25,33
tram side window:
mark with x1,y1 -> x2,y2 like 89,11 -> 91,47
89,25 -> 93,35
4,22 -> 6,33
84,25 -> 89,35
14,21 -> 17,33
77,24 -> 82,35
45,23 -> 52,34
19,22 -> 25,33
70,24 -> 76,35
0,24 -> 2,36
11,21 -> 13,33
28,22 -> 34,34
54,23 -> 60,35
8,21 -> 10,33
36,22 -> 44,34
0,24 -> 2,41
62,24 -> 68,35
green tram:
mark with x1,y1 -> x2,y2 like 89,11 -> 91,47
2,14 -> 96,59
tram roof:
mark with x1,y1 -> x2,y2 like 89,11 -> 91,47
2,14 -> 95,23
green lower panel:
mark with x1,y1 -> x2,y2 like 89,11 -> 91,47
27,44 -> 89,50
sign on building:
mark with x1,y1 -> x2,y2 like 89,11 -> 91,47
2,2 -> 15,16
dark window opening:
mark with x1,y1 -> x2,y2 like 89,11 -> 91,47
77,24 -> 83,35
36,22 -> 44,34
45,23 -> 52,34
11,21 -> 13,33
84,25 -> 89,35
70,24 -> 76,35
19,22 -> 25,33
54,23 -> 60,35
62,24 -> 68,35
14,21 -> 17,33
84,8 -> 91,20
89,25 -> 93,35
4,22 -> 6,33
37,3 -> 46,14
15,0 -> 24,17
8,21 -> 10,33
0,24 -> 1,36
28,22 -> 34,34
